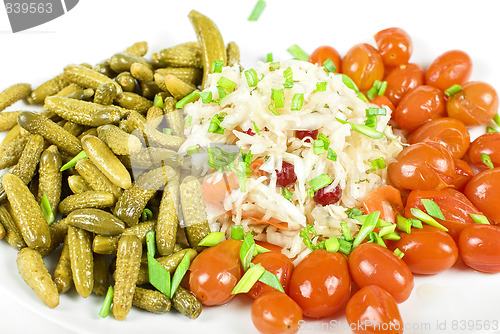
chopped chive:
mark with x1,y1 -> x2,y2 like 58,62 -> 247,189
381,231 -> 402,241
253,121 -> 261,135
408,218 -> 423,228
60,150 -> 88,171
481,153 -> 494,169
268,103 -> 281,115
327,148 -> 337,162
40,193 -> 54,225
153,94 -> 164,108
366,80 -> 382,101
444,84 -> 462,96
486,126 -> 498,133
198,231 -> 225,247
281,187 -> 293,201
325,237 -> 340,253
212,59 -> 223,73
336,118 -> 384,139
269,61 -> 281,71
410,208 -> 448,231
366,107 -> 387,117
163,128 -> 173,135
378,81 -> 387,96
218,77 -> 237,93
365,115 -> 377,129
231,225 -> 245,240
258,269 -> 285,292
291,93 -> 304,111
323,58 -> 337,73
208,113 -> 225,134
306,188 -> 314,197
357,92 -> 369,102
199,91 -> 213,103
338,238 -> 352,255
287,44 -> 309,61
215,85 -> 227,104
307,174 -> 333,192
494,114 -> 500,127
369,232 -> 387,248
146,231 -> 171,297
141,208 -> 153,222
352,211 -> 380,248
378,224 -> 397,238
266,53 -> 273,62
314,81 -> 327,92
375,218 -> 393,228
470,213 -> 490,224
175,90 -> 200,109
396,214 -> 412,234
99,286 -> 114,318
340,222 -> 354,241
256,244 -> 270,254
184,115 -> 192,128
421,199 -> 445,220
317,133 -> 330,148
248,0 -> 266,21
394,248 -> 405,259
299,225 -> 317,251
347,207 -> 363,218
186,145 -> 200,156
369,157 -> 386,172
170,251 -> 190,298
271,89 -> 284,108
245,69 -> 259,87
283,67 -> 294,88
240,232 -> 256,271
335,73 -> 359,92
313,139 -> 326,155
231,263 -> 266,294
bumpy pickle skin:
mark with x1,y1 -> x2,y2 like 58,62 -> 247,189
110,53 -> 152,73
67,175 -> 92,194
53,234 -> 74,294
64,64 -> 121,93
93,253 -> 109,296
66,208 -> 125,236
156,181 -> 179,256
0,83 -> 31,112
0,204 -> 26,249
132,287 -> 171,314
58,191 -> 116,215
172,286 -> 202,319
130,62 -> 154,82
155,67 -> 202,86
226,41 -> 240,67
180,176 -> 210,252
74,159 -> 123,200
116,72 -> 136,92
156,248 -> 198,274
164,74 -> 197,100
156,45 -> 203,68
0,111 -> 21,132
93,235 -> 119,255
28,73 -> 70,104
37,145 -> 62,214
124,41 -> 148,57
93,82 -> 118,106
67,226 -> 93,298
115,92 -> 153,113
164,97 -> 184,138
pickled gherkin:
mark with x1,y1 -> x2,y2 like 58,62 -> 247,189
133,287 -> 171,313
28,73 -> 70,104
58,191 -> 116,215
53,235 -> 73,294
180,176 -> 210,252
172,286 -> 202,319
0,83 -> 31,112
67,226 -> 93,298
66,208 -> 125,236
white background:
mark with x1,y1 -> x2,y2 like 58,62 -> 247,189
1,0 -> 500,333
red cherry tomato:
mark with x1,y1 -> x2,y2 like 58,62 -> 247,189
388,225 -> 458,274
362,185 -> 403,223
388,141 -> 455,191
384,63 -> 424,107
251,291 -> 303,334
348,243 -> 414,303
459,224 -> 500,273
408,117 -> 470,159
404,188 -> 482,241
447,81 -> 499,126
289,250 -> 351,318
247,251 -> 294,299
370,95 -> 395,114
394,85 -> 446,132
346,285 -> 404,334
188,239 -> 243,306
468,132 -> 500,169
309,45 -> 341,73
449,159 -> 474,191
374,27 -> 412,68
425,50 -> 472,91
464,168 -> 500,225
342,43 -> 384,92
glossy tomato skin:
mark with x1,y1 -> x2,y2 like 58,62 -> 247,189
468,132 -> 500,169
309,45 -> 341,73
251,291 -> 303,334
342,43 -> 384,92
388,225 -> 458,274
346,285 -> 404,334
449,159 -> 474,191
247,251 -> 294,299
374,27 -> 412,68
362,185 -> 403,223
405,188 -> 482,241
447,81 -> 499,126
408,117 -> 470,159
425,50 -> 472,91
384,63 -> 424,107
388,141 -> 455,191
459,224 -> 500,273
464,168 -> 500,225
394,85 -> 446,132
188,239 -> 243,306
289,250 -> 351,318
348,243 -> 414,303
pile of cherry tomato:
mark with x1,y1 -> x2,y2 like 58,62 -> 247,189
188,27 -> 500,334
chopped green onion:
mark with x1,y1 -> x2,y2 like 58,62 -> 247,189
240,232 -> 256,271
175,90 -> 200,109
410,208 -> 448,231
163,128 -> 173,135
357,92 -> 369,102
327,148 -> 337,162
40,193 -> 54,225
256,244 -> 270,254
198,231 -> 225,247
314,81 -> 327,93
340,222 -> 354,241
271,89 -> 284,108
253,121 -> 261,135
99,286 -> 114,318
486,126 -> 499,133
283,67 -> 294,88
369,157 -> 386,172
494,114 -> 500,127
141,208 -> 153,222
248,0 -> 266,21
378,81 -> 387,96
444,84 -> 462,96
317,133 -> 330,148
217,77 -> 237,93
60,150 -> 88,171
306,188 -> 314,197
212,59 -> 223,73
258,269 -> 285,293
352,211 -> 380,248
146,231 -> 171,297
231,263 -> 266,294
366,107 -> 387,117
323,58 -> 336,73
199,91 -> 213,103
375,219 -> 393,228
186,145 -> 200,156
269,61 -> 280,71
153,94 -> 164,108
268,103 -> 281,115
216,85 -> 227,103
170,251 -> 190,298
369,232 -> 387,248
365,115 -> 377,129
366,81 -> 381,100
245,69 -> 259,87
378,224 -> 397,238
347,207 -> 363,218
266,53 -> 273,62
184,115 -> 192,128
470,213 -> 490,225
291,93 -> 304,111
393,248 -> 405,259
313,139 -> 326,155
409,218 -> 423,229
381,231 -> 402,241
307,174 -> 333,192
299,225 -> 317,251
325,237 -> 340,253
396,214 -> 412,234
336,73 -> 359,92
208,113 -> 225,134
287,44 -> 309,61
282,187 -> 293,201
338,238 -> 352,255
481,153 -> 494,169
421,199 -> 445,220
231,225 -> 245,240
336,118 -> 384,139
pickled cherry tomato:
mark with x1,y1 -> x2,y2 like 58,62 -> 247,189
388,225 -> 458,275
247,251 -> 294,299
464,168 -> 500,225
449,159 -> 474,191
388,141 -> 455,191
251,291 -> 303,334
447,81 -> 499,126
408,117 -> 470,159
346,285 -> 403,334
289,250 -> 351,318
309,45 -> 341,73
468,132 -> 500,169
348,243 -> 414,303
370,95 -> 395,113
459,224 -> 500,273
188,240 -> 243,306
425,50 -> 472,91
384,63 -> 424,107
342,43 -> 384,92
374,27 -> 412,67
394,85 -> 446,132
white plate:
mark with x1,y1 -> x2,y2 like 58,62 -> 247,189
1,1 -> 500,333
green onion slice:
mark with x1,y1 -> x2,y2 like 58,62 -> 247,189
253,121 -> 261,135
266,53 -> 273,62
153,94 -> 164,108
163,128 -> 173,135
231,263 -> 265,294
175,90 -> 200,109
40,193 -> 54,225
369,232 -> 387,248
347,207 -> 363,218
199,91 -> 213,103
494,114 -> 500,127
287,44 -> 309,61
186,145 -> 200,156
338,238 -> 352,255
60,150 -> 88,171
269,61 -> 280,71
216,85 -> 227,104
291,93 -> 304,111
340,222 -> 354,241
212,59 -> 223,73
248,0 -> 266,21
396,214 -> 412,234
299,225 -> 317,251
336,118 -> 384,139
314,81 -> 327,93
217,77 -> 237,93
245,69 -> 259,87
307,174 -> 333,192
240,232 -> 256,271
198,231 -> 225,247
481,153 -> 494,169
271,89 -> 284,108
486,126 -> 499,133
325,237 -> 340,253
327,148 -> 337,162
335,73 -> 359,92
366,107 -> 387,117
357,92 -> 369,102
146,231 -> 171,297
208,113 -> 225,134
366,81 -> 381,100
378,81 -> 388,96
282,187 -> 293,201
231,225 -> 245,240
170,251 -> 190,298
470,213 -> 490,224
283,67 -> 294,88
365,115 -> 377,129
258,269 -> 285,292
323,58 -> 337,73
141,208 -> 153,222
444,84 -> 462,96
394,248 -> 405,259
408,218 -> 423,228
410,208 -> 448,231
421,199 -> 445,220
378,224 -> 397,238
381,231 -> 402,241
306,188 -> 314,198
98,286 -> 114,318
268,104 -> 281,115
313,139 -> 326,155
369,157 -> 386,171
352,211 -> 380,248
